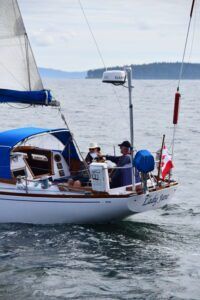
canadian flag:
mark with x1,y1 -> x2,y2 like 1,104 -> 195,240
161,145 -> 174,179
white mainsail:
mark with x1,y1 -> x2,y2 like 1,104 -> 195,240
0,0 -> 43,91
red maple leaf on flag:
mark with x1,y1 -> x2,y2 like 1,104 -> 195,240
161,145 -> 174,179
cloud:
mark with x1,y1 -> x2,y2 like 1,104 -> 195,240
31,29 -> 76,47
18,0 -> 200,70
31,31 -> 54,47
137,22 -> 152,31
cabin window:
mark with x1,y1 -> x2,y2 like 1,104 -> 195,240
12,146 -> 53,178
31,154 -> 48,161
12,168 -> 26,178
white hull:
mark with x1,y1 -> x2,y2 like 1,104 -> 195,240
0,185 -> 177,224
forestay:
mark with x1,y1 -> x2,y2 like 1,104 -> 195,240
0,0 -> 43,91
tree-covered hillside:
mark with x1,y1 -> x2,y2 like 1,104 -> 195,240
87,63 -> 200,79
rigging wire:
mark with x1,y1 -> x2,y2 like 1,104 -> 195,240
57,105 -> 90,176
188,0 -> 198,63
78,0 -> 129,127
12,0 -> 32,90
177,0 -> 196,91
5,103 -> 31,109
169,2 -> 198,153
171,0 -> 197,169
78,0 -> 107,69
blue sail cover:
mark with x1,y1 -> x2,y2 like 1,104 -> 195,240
134,150 -> 155,173
0,89 -> 52,105
0,127 -> 80,179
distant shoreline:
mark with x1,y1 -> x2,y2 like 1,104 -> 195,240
39,68 -> 87,79
87,63 -> 200,80
39,62 -> 200,80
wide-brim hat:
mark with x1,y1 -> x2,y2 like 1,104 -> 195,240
118,140 -> 131,148
89,142 -> 99,149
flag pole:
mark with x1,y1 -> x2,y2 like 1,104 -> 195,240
157,134 -> 165,182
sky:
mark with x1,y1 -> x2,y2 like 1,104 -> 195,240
18,0 -> 200,71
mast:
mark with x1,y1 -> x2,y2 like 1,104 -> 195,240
14,0 -> 32,91
14,0 -> 43,91
0,0 -> 58,106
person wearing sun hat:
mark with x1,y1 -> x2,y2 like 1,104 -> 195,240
85,142 -> 101,165
105,140 -> 132,188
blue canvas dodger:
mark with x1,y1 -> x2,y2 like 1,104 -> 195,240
0,127 -> 80,179
134,150 -> 155,173
0,89 -> 52,106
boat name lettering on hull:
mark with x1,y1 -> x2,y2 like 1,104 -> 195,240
142,193 -> 169,206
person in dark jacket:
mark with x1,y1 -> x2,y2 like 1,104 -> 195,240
105,141 -> 132,188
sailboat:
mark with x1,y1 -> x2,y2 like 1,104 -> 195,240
0,0 -> 179,224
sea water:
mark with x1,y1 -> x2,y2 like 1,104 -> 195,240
0,79 -> 200,299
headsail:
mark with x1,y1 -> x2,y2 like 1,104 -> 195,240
0,0 -> 58,106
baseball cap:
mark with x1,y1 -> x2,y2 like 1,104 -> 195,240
118,141 -> 131,148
